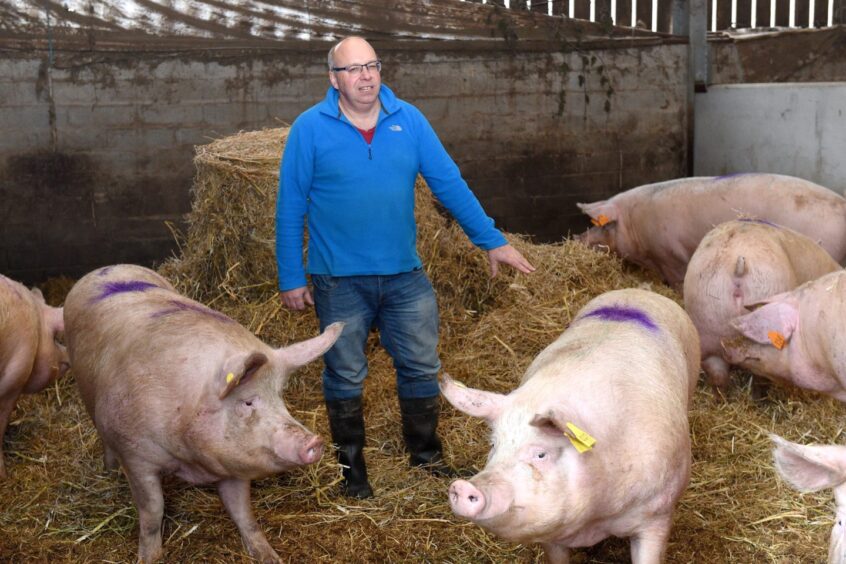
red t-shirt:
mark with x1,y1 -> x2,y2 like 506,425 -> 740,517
357,127 -> 376,144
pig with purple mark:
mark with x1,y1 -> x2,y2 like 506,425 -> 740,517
0,274 -> 69,478
64,264 -> 343,563
577,173 -> 846,287
442,288 -> 699,563
684,220 -> 840,394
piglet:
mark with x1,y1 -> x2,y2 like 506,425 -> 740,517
771,434 -> 846,563
63,264 -> 342,563
723,270 -> 846,402
684,220 -> 839,393
0,275 -> 69,478
442,288 -> 699,563
578,173 -> 846,287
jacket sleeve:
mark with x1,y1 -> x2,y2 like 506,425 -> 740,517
413,108 -> 507,250
276,118 -> 313,291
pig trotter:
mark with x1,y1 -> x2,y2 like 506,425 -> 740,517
702,356 -> 730,400
541,543 -> 570,564
0,391 -> 22,479
629,517 -> 672,564
218,478 -> 281,563
326,397 -> 373,499
125,469 -> 164,563
399,396 -> 459,478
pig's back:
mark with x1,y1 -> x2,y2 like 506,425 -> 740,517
525,289 -> 699,412
623,174 -> 846,265
64,265 -> 254,421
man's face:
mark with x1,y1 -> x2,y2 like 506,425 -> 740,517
329,38 -> 381,112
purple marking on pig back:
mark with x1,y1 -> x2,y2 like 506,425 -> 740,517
714,172 -> 752,181
581,306 -> 658,332
96,280 -> 160,301
97,266 -> 113,276
151,299 -> 235,324
738,218 -> 780,228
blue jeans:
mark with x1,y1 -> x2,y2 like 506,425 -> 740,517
312,269 -> 441,401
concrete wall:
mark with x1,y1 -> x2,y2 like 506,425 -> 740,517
709,26 -> 846,84
0,34 -> 689,282
693,83 -> 846,193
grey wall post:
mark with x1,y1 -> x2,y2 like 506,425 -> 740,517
690,0 -> 709,89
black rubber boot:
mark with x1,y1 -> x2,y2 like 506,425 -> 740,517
325,397 -> 373,499
399,396 -> 459,477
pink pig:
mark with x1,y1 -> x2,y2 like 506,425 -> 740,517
442,288 -> 699,563
684,220 -> 840,393
722,270 -> 846,402
0,275 -> 69,478
578,173 -> 846,287
771,434 -> 846,563
63,264 -> 342,563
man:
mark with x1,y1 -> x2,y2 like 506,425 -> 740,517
276,36 -> 534,499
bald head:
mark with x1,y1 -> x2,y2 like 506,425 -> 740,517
328,36 -> 377,70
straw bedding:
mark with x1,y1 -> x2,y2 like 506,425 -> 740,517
1,127 -> 841,562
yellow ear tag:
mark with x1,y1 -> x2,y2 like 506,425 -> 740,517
226,372 -> 235,384
767,331 -> 786,350
453,379 -> 467,389
564,422 -> 596,454
591,214 -> 610,227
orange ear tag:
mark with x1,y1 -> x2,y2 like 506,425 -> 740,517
767,331 -> 786,350
590,214 -> 610,227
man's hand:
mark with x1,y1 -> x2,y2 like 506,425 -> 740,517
487,244 -> 536,278
280,286 -> 314,310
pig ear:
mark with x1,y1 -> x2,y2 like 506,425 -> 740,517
219,352 -> 269,399
528,411 -> 567,438
730,301 -> 798,346
276,322 -> 344,370
30,287 -> 46,302
576,201 -> 617,225
771,434 -> 846,492
439,373 -> 506,423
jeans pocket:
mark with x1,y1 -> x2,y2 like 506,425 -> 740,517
310,274 -> 339,292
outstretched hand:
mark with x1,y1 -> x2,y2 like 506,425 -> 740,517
487,244 -> 536,278
279,286 -> 314,310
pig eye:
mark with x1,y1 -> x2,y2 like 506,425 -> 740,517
244,399 -> 254,407
536,451 -> 546,460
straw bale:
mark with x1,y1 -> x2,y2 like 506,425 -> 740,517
2,127 -> 844,562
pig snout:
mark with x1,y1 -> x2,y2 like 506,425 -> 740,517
298,435 -> 324,465
450,479 -> 489,520
272,426 -> 323,467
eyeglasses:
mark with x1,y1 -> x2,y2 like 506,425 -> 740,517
331,60 -> 382,76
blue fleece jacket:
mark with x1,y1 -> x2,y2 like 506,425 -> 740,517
276,85 -> 507,291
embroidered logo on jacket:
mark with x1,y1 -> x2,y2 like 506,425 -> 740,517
389,125 -> 402,132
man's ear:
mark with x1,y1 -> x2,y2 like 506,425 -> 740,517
329,70 -> 339,89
